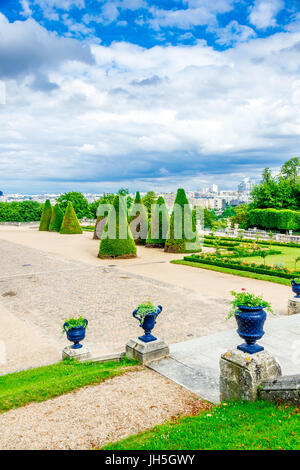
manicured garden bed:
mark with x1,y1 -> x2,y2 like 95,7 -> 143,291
0,358 -> 138,413
102,400 -> 300,450
171,259 -> 291,285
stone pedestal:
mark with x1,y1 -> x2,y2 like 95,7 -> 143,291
62,345 -> 92,362
220,349 -> 281,402
126,338 -> 169,364
288,298 -> 300,315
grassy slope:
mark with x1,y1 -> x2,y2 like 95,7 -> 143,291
103,401 -> 300,450
0,358 -> 138,413
171,260 -> 291,286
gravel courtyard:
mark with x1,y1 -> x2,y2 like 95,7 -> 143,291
0,237 -> 233,373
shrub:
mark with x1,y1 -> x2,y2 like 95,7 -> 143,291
128,192 -> 148,245
165,188 -> 200,253
248,209 -> 300,231
146,196 -> 170,247
49,204 -> 64,232
99,196 -> 137,259
39,200 -> 52,231
93,199 -> 111,240
60,201 -> 82,234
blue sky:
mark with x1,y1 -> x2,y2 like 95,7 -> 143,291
0,0 -> 300,193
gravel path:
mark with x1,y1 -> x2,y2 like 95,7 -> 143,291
0,238 -> 232,373
0,368 -> 211,450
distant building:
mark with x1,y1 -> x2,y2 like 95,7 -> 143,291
238,177 -> 255,193
210,184 -> 218,193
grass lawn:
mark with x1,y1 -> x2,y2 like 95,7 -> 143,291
102,401 -> 300,450
239,246 -> 300,271
0,357 -> 138,413
171,260 -> 291,286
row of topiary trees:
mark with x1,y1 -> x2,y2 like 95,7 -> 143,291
38,189 -> 200,257
98,188 -> 200,259
39,200 -> 82,234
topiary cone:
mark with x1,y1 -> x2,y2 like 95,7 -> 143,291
146,196 -> 170,248
49,204 -> 64,232
99,195 -> 137,259
164,188 -> 200,253
39,199 -> 52,231
128,191 -> 148,245
60,201 -> 82,234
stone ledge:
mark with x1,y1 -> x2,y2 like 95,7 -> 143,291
259,374 -> 300,405
220,349 -> 281,402
62,345 -> 92,362
126,338 -> 170,364
288,298 -> 300,315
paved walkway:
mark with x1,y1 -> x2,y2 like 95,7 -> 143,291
148,314 -> 300,403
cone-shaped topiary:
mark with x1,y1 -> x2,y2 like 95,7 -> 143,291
99,195 -> 137,259
146,196 -> 170,247
93,199 -> 111,240
49,204 -> 64,232
39,199 -> 52,231
60,201 -> 82,234
128,191 -> 148,245
164,188 -> 200,253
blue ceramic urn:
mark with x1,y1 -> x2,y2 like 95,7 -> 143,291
133,305 -> 162,343
235,306 -> 266,354
291,280 -> 300,298
63,319 -> 88,349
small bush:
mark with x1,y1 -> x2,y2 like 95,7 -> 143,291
60,201 -> 82,234
39,200 -> 52,231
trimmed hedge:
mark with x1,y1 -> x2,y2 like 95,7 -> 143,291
49,204 -> 64,232
184,255 -> 299,279
99,196 -> 137,259
204,235 -> 299,248
128,192 -> 148,245
93,200 -> 110,240
39,199 -> 52,231
146,196 -> 170,247
60,201 -> 82,234
248,209 -> 300,231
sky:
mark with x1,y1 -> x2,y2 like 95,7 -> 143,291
0,0 -> 300,193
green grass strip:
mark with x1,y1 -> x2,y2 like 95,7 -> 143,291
0,358 -> 138,413
102,401 -> 300,450
171,260 -> 291,285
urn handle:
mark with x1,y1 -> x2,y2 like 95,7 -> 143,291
63,322 -> 69,333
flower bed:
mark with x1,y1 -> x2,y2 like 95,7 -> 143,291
204,235 -> 299,248
184,254 -> 299,279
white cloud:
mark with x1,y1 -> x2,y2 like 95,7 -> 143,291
249,0 -> 284,29
1,16 -> 300,191
215,21 -> 256,45
148,0 -> 236,30
20,0 -> 33,17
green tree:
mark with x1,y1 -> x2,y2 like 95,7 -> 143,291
39,200 -> 52,231
60,201 -> 82,234
99,196 -> 137,259
146,196 -> 169,247
128,191 -> 148,245
49,204 -> 64,232
280,157 -> 300,184
204,208 -> 217,228
230,204 -> 249,229
93,199 -> 111,240
57,192 -> 90,219
164,188 -> 200,253
142,191 -> 157,216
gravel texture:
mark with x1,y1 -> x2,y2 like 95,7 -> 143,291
0,238 -> 231,373
0,368 -> 211,450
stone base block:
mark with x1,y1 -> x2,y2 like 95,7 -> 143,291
259,374 -> 300,405
288,298 -> 300,315
126,338 -> 169,364
62,345 -> 92,362
220,349 -> 281,402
